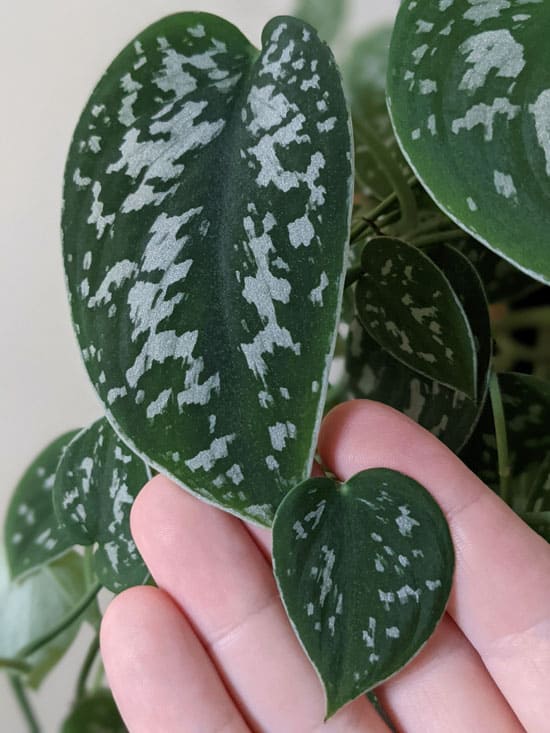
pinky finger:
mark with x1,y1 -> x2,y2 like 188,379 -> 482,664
101,586 -> 250,733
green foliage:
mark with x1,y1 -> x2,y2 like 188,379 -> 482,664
356,236 -> 477,398
4,431 -> 80,580
273,468 -> 454,718
388,0 -> 550,283
0,549 -> 98,688
62,13 -> 353,527
293,0 -> 347,44
6,4 -> 550,728
61,690 -> 127,732
53,418 -> 150,593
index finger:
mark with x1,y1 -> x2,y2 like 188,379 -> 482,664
317,399 -> 550,732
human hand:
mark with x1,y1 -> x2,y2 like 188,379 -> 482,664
100,401 -> 550,732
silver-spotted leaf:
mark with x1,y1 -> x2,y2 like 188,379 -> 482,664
61,690 -> 126,733
387,1 -> 550,284
273,468 -> 454,718
356,237 -> 477,398
293,0 -> 347,44
347,244 -> 491,452
62,13 -> 353,527
4,430 -> 80,580
53,418 -> 150,593
0,549 -> 97,688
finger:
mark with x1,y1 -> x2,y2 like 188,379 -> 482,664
377,615 -> 522,733
131,476 -> 390,733
100,586 -> 249,733
319,399 -> 550,731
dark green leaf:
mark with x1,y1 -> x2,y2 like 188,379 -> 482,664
61,690 -> 126,733
293,0 -> 347,44
0,550 -> 97,688
273,468 -> 454,719
62,13 -> 353,527
54,418 -> 150,593
4,431 -> 80,580
355,237 -> 477,398
387,1 -> 550,284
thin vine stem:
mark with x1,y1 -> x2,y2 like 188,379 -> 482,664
409,229 -> 466,247
0,657 -> 32,674
493,306 -> 550,332
16,582 -> 101,661
489,372 -> 511,504
76,631 -> 101,702
8,674 -> 41,733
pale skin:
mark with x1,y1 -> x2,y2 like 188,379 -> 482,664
100,400 -> 550,732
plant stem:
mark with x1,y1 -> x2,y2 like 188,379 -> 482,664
489,372 -> 511,504
410,229 -> 466,247
8,674 -> 40,733
350,193 -> 399,242
76,632 -> 101,701
16,582 -> 101,661
0,658 -> 32,674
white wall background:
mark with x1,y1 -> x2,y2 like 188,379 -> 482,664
0,1 -> 397,729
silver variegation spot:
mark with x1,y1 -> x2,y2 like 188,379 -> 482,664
62,13 -> 353,526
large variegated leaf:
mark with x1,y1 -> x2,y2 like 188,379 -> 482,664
387,1 -> 550,284
54,418 -> 150,593
273,468 -> 454,719
0,549 -> 97,688
62,14 -> 353,526
293,0 -> 347,44
4,430 -> 80,580
355,237 -> 477,398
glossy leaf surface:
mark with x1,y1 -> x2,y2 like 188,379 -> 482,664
0,550 -> 95,688
62,13 -> 353,526
273,468 -> 454,718
54,418 -> 150,592
356,237 -> 477,398
61,690 -> 126,733
388,1 -> 550,283
4,431 -> 80,580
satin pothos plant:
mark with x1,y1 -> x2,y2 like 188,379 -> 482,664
4,2 -> 550,730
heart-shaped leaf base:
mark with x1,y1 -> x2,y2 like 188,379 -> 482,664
272,468 -> 454,718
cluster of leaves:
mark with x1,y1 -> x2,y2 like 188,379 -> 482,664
3,1 -> 550,729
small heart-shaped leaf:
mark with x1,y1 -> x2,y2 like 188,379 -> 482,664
387,0 -> 550,284
347,244 -> 491,452
356,237 -> 477,398
62,13 -> 353,526
53,418 -> 150,593
4,430 -> 80,580
273,468 -> 454,718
